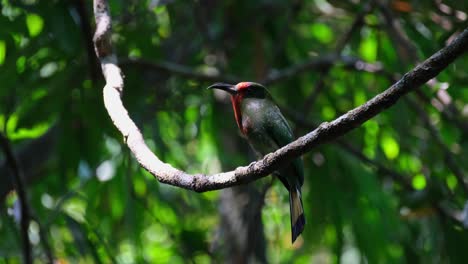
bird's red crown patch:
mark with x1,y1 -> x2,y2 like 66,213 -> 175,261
236,82 -> 252,90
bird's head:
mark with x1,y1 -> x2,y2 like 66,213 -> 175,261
207,82 -> 268,99
207,82 -> 269,133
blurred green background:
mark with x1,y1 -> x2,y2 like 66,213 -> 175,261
1,0 -> 468,263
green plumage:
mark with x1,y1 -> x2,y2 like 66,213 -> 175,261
240,95 -> 306,243
240,97 -> 304,185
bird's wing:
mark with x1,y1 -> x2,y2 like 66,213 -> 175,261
265,105 -> 305,186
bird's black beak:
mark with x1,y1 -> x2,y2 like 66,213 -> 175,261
207,83 -> 237,95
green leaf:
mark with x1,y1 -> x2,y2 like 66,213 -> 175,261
0,115 -> 4,132
9,122 -> 50,140
26,13 -> 44,37
310,23 -> 334,44
354,89 -> 367,106
0,40 -> 5,65
412,174 -> 426,190
321,105 -> 336,120
63,198 -> 87,223
364,120 -> 379,158
380,134 -> 399,160
16,56 -> 26,73
154,6 -> 171,38
360,29 -> 377,61
398,154 -> 422,173
446,174 -> 457,190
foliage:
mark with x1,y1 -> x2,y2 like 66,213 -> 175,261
0,0 -> 467,263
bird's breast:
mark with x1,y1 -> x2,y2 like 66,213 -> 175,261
241,99 -> 278,154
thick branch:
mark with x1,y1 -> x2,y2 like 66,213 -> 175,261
93,0 -> 468,192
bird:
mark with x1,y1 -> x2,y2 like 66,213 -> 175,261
208,81 -> 305,243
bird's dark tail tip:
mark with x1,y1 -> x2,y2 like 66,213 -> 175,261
290,188 -> 306,243
292,213 -> 306,243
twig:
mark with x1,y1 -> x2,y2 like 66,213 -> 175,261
375,0 -> 419,62
120,55 -> 387,86
337,140 -> 413,188
64,215 -> 103,264
0,125 -> 57,201
74,0 -> 100,83
376,0 -> 468,136
302,1 -> 374,112
43,182 -> 90,228
263,55 -> 386,85
93,0 -> 468,192
119,57 -> 241,83
86,224 -> 117,263
0,133 -> 32,264
414,89 -> 468,135
405,97 -> 468,195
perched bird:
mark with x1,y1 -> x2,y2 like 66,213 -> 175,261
208,82 -> 305,243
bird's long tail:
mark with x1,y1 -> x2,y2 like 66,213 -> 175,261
290,187 -> 306,243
